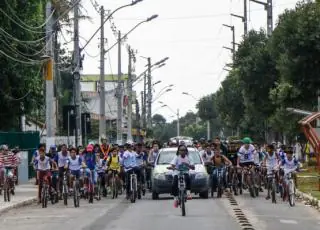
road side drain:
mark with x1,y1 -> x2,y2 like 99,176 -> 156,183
226,192 -> 255,230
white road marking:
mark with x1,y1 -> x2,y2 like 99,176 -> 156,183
279,219 -> 298,224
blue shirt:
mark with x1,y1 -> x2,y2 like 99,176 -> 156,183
122,151 -> 137,171
82,153 -> 96,170
136,152 -> 147,167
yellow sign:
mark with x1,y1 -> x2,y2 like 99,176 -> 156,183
46,59 -> 53,80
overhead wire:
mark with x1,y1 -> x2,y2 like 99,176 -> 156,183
3,0 -> 55,30
0,50 -> 45,65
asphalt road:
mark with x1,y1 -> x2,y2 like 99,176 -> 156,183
0,190 -> 319,230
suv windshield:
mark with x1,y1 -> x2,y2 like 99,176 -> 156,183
156,150 -> 202,165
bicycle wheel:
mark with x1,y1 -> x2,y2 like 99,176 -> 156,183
96,177 -> 101,201
62,182 -> 68,206
288,180 -> 295,207
3,181 -> 8,202
112,176 -> 117,199
217,176 -> 222,198
73,181 -> 78,207
181,192 -> 186,216
130,178 -> 136,203
42,184 -> 48,208
271,179 -> 276,203
232,172 -> 238,196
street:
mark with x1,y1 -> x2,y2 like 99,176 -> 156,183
0,190 -> 319,230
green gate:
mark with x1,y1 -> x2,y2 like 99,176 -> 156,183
0,131 -> 40,179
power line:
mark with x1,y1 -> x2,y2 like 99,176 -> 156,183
3,0 -> 55,31
113,1 -> 297,21
0,50 -> 44,65
0,27 -> 46,44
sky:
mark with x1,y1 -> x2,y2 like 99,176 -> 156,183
64,0 -> 299,122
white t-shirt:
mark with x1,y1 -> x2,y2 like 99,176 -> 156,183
36,156 -> 51,171
170,155 -> 194,175
238,144 -> 255,163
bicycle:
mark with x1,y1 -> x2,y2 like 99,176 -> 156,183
87,170 -> 95,203
127,168 -> 138,203
62,170 -> 68,206
40,171 -> 53,208
266,167 -> 278,203
176,165 -> 189,216
110,170 -> 119,199
3,168 -> 13,202
211,166 -> 225,198
73,175 -> 80,208
284,169 -> 296,207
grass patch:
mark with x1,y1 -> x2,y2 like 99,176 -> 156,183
298,167 -> 320,199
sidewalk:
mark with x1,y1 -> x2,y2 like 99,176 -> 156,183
0,182 -> 37,215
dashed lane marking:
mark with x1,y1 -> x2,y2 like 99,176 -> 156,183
279,219 -> 298,224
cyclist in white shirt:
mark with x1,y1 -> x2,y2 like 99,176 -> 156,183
237,137 -> 256,167
168,145 -> 195,208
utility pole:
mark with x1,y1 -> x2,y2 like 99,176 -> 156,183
143,73 -> 147,129
99,6 -> 106,142
140,91 -> 144,128
45,1 -> 55,151
250,0 -> 273,36
116,31 -> 123,144
231,0 -> 248,35
177,109 -> 180,136
127,46 -> 133,142
147,57 -> 152,129
222,24 -> 236,62
73,0 -> 81,147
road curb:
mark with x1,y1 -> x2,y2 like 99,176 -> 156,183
0,197 -> 37,216
296,189 -> 319,210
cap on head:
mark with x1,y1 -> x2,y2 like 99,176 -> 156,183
86,144 -> 94,152
242,137 -> 252,144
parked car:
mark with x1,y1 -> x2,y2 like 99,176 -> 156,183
151,147 -> 209,200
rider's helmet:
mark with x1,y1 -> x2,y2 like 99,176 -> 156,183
242,137 -> 252,144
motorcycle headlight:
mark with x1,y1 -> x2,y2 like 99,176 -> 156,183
195,172 -> 206,179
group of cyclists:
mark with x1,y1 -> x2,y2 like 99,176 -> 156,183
31,136 -> 161,205
196,136 -> 300,205
0,134 -> 302,208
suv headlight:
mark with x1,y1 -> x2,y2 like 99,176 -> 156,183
153,173 -> 165,180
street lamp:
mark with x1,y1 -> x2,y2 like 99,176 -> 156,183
104,14 -> 159,54
153,88 -> 172,103
182,91 -> 211,139
162,104 -> 180,136
81,0 -> 143,51
153,80 -> 161,86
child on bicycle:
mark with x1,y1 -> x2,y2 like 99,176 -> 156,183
168,144 -> 195,208
34,145 -> 57,203
280,147 -> 300,188
106,147 -> 121,193
211,148 -> 232,193
262,144 -> 280,200
81,144 -> 98,193
66,147 -> 84,192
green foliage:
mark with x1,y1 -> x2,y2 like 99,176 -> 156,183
197,1 -> 320,143
0,0 -> 47,130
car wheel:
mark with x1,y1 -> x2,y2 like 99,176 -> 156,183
199,190 -> 209,199
152,191 -> 159,200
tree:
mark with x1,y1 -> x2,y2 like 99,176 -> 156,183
215,69 -> 244,130
234,29 -> 277,140
152,114 -> 166,126
0,0 -> 47,130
